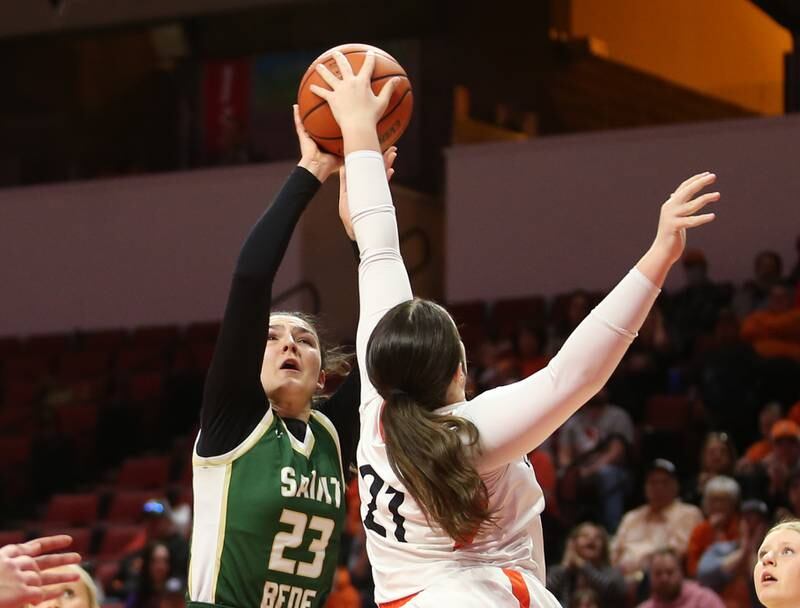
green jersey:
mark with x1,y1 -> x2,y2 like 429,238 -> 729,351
187,408 -> 346,608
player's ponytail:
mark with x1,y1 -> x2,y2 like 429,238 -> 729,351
367,298 -> 492,543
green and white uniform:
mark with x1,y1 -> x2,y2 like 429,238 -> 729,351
189,409 -> 345,608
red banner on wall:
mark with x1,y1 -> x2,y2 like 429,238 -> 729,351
202,58 -> 252,159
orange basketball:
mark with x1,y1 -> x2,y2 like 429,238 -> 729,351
297,43 -> 413,156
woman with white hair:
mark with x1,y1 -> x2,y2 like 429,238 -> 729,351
754,519 -> 800,608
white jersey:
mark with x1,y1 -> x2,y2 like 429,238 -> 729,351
345,150 -> 660,605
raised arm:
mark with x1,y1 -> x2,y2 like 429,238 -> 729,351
197,106 -> 339,456
462,172 -> 720,471
311,52 -> 409,402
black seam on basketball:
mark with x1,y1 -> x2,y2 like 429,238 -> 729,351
300,75 -> 410,122
306,88 -> 411,140
298,49 -> 400,93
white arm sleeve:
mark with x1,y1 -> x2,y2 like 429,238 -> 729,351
346,150 -> 413,405
463,268 -> 660,472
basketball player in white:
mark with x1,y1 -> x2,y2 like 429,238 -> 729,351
311,50 -> 721,608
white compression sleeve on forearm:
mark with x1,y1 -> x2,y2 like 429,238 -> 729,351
463,268 -> 660,471
346,150 -> 413,405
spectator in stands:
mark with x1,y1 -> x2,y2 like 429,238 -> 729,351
696,499 -> 769,608
547,290 -> 591,356
513,323 -> 549,377
611,305 -> 672,422
686,475 -> 741,578
776,470 -> 800,521
788,400 -> 800,426
0,535 -> 81,608
741,283 -> 800,361
347,527 -> 375,608
636,547 -> 725,608
112,500 -> 189,599
324,567 -> 361,608
739,420 -> 800,509
126,541 -> 178,608
685,432 -> 737,506
665,248 -> 731,356
733,250 -> 784,317
546,522 -> 625,608
38,564 -> 100,608
694,309 -> 761,448
558,387 -> 634,532
788,235 -> 800,285
753,519 -> 800,608
568,588 -> 601,608
611,460 -> 703,579
737,402 -> 784,469
473,339 -> 519,392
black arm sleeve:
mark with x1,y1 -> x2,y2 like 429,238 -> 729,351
317,366 -> 361,477
197,166 -> 321,457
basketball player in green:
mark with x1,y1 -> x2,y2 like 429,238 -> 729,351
187,106 -> 396,608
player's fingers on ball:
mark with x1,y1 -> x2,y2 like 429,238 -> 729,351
359,51 -> 376,80
332,51 -> 353,78
387,168 -> 395,181
315,63 -> 340,88
682,191 -> 720,215
681,212 -> 716,229
308,84 -> 332,101
376,77 -> 400,108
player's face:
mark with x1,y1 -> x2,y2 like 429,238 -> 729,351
754,529 -> 800,607
261,315 -> 324,406
38,580 -> 92,608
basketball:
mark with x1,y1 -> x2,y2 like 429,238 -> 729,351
297,43 -> 413,156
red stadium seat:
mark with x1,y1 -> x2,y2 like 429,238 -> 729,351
1,379 -> 40,405
116,456 -> 170,490
0,407 -> 35,434
130,325 -> 179,350
93,560 -> 120,590
3,354 -> 52,380
185,321 -> 221,344
57,351 -> 111,379
115,348 -> 166,373
24,333 -> 73,356
644,394 -> 696,433
36,527 -> 92,556
97,525 -> 145,558
0,436 -> 32,468
128,371 -> 163,402
447,300 -> 488,328
492,295 -> 547,338
81,329 -> 129,352
44,493 -> 99,527
0,337 -> 21,359
107,491 -> 162,522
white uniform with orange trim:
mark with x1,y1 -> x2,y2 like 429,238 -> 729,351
346,150 -> 661,607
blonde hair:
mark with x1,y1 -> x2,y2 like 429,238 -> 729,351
765,518 -> 800,538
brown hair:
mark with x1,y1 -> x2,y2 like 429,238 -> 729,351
366,298 -> 492,542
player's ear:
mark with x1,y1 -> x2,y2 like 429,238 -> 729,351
316,369 -> 326,392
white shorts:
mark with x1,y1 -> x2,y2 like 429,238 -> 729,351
381,566 -> 562,608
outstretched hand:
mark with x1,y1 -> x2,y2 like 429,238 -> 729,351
0,535 -> 81,608
339,146 -> 397,241
293,104 -> 340,183
652,172 -> 719,266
